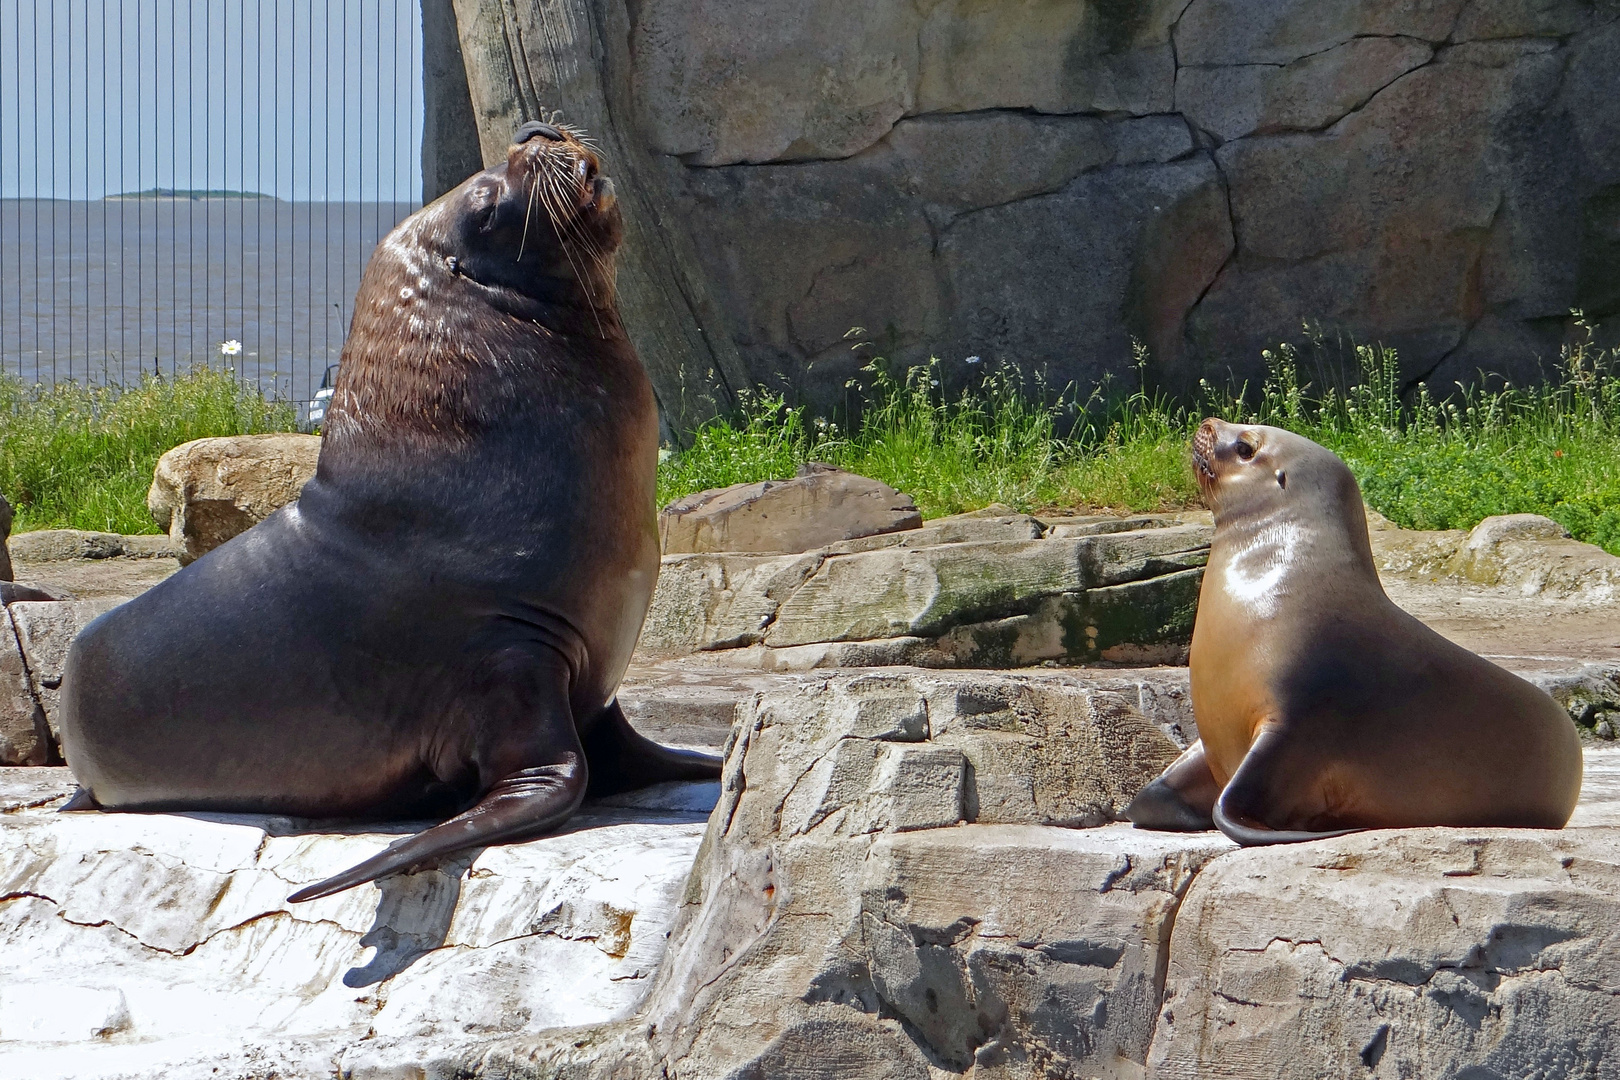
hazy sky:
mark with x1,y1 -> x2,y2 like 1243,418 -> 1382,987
0,0 -> 423,201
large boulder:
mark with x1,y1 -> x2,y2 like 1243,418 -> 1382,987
1370,512 -> 1620,602
660,464 -> 921,555
640,512 -> 1211,667
449,0 -> 1620,414
1148,828 -> 1620,1076
0,610 -> 48,766
147,434 -> 321,566
7,600 -> 122,752
0,768 -> 712,1078
633,670 -> 1210,1080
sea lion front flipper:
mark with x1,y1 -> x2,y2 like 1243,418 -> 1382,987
581,699 -> 722,798
1125,739 -> 1219,831
287,753 -> 588,904
1213,725 -> 1363,846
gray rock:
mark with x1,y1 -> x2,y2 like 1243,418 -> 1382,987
1451,514 -> 1620,600
639,517 -> 1210,667
0,770 -> 710,1077
0,609 -> 48,766
632,670 -> 1210,1080
147,434 -> 321,565
7,530 -> 129,562
8,600 -> 122,749
438,0 -> 1620,429
660,464 -> 921,555
630,0 -> 1186,167
1148,829 -> 1620,1077
1176,36 -> 1435,141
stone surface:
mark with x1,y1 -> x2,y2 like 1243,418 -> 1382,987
1148,828 -> 1620,1077
660,463 -> 921,555
0,610 -> 48,767
0,769 -> 711,1078
630,670 -> 1211,1080
8,600 -> 122,750
8,530 -> 138,562
638,514 -> 1210,666
147,433 -> 321,565
1370,513 -> 1620,602
438,0 -> 1620,414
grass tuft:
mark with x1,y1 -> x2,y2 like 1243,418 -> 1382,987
661,319 -> 1620,555
0,368 -> 299,535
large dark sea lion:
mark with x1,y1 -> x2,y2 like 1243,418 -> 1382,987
58,120 -> 719,902
1126,418 -> 1582,843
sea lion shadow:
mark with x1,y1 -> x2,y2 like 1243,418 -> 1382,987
164,810 -> 477,987
340,850 -> 481,988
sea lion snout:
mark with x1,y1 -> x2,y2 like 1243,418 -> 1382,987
1193,418 -> 1275,507
514,120 -> 566,143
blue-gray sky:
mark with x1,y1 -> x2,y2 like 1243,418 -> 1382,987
1,0 -> 422,201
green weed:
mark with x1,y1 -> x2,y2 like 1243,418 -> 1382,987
660,319 -> 1620,555
0,368 -> 299,534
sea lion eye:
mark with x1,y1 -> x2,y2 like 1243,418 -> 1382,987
1235,438 -> 1256,461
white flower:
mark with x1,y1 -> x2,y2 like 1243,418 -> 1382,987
965,355 -> 981,365
220,339 -> 242,356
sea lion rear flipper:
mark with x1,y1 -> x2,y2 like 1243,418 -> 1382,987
1213,725 -> 1363,846
582,699 -> 722,797
287,753 -> 588,903
1125,739 -> 1218,831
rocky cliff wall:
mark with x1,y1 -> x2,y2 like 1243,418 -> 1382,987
429,0 -> 1620,419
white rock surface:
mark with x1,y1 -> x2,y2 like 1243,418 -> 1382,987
0,769 -> 711,1079
1148,828 -> 1620,1077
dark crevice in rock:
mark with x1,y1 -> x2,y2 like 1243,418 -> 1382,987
1143,853 -> 1219,1055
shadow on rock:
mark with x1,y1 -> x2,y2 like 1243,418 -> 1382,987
342,848 -> 482,988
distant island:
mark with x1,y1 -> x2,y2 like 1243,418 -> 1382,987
105,188 -> 280,201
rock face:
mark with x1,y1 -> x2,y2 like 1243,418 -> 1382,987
1150,829 -> 1620,1077
1371,512 -> 1620,602
446,0 -> 1620,415
660,464 -> 922,555
5,668 -> 1618,1079
0,611 -> 48,767
147,434 -> 321,565
8,601 -> 121,752
640,511 -> 1211,667
0,768 -> 711,1079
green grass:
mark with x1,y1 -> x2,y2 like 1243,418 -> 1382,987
0,368 -> 299,535
660,321 -> 1620,556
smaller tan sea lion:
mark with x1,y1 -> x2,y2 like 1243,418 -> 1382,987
1126,419 -> 1582,843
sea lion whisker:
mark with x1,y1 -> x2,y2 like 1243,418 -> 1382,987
517,171 -> 543,262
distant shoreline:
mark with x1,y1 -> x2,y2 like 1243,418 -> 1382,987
104,189 -> 280,201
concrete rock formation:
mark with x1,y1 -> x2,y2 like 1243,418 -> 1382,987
0,767 -> 711,1079
660,464 -> 923,555
439,0 -> 1620,420
640,511 -> 1211,667
4,669 -> 1619,1077
1371,512 -> 1620,601
147,434 -> 321,565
